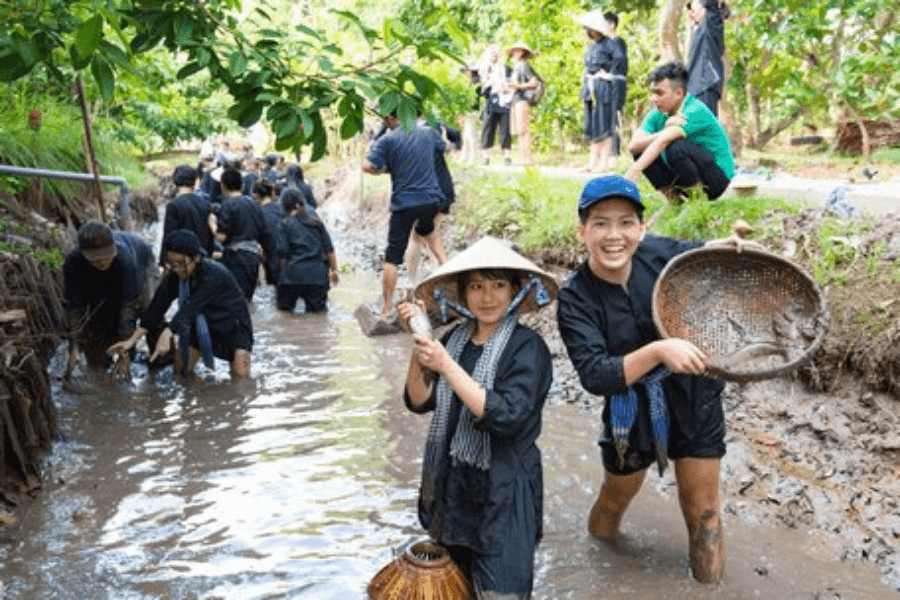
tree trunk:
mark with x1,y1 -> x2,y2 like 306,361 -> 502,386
756,106 -> 809,149
659,0 -> 688,62
745,81 -> 761,147
852,109 -> 871,161
75,75 -> 107,222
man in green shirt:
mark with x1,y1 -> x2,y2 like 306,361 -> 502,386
625,61 -> 734,199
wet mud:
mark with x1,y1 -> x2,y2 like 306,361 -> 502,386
0,177 -> 897,598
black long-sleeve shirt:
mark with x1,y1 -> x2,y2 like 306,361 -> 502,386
141,258 -> 250,342
556,236 -> 724,437
277,215 -> 334,287
216,194 -> 276,259
160,192 -> 213,265
63,231 -> 154,340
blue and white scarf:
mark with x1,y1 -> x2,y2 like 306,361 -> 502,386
610,366 -> 671,476
421,313 -> 518,506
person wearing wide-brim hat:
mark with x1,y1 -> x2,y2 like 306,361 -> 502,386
506,41 -> 537,59
506,42 -> 541,167
397,236 -> 557,598
575,10 -> 623,172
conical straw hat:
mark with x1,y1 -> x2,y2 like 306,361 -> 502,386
415,236 -> 558,317
575,10 -> 607,34
506,41 -> 537,58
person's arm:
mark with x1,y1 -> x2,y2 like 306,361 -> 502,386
107,325 -> 147,356
362,160 -> 386,174
705,0 -> 725,54
625,125 -> 685,182
363,136 -> 388,174
622,338 -> 707,384
398,302 -> 436,412
160,202 -> 178,266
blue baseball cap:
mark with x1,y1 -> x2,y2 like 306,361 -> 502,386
578,175 -> 644,215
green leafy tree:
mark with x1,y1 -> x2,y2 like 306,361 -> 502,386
727,0 -> 899,150
0,0 -> 465,159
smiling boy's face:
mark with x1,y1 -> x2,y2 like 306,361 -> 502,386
578,198 -> 646,284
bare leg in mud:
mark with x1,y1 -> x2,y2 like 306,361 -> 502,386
183,346 -> 252,379
587,469 -> 646,541
382,262 -> 400,318
675,457 -> 725,584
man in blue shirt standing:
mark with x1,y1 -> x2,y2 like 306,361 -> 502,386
626,61 -> 734,200
363,109 -> 448,318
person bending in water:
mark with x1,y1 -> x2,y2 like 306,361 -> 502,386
63,220 -> 156,379
398,236 -> 556,599
557,175 -> 739,583
108,229 -> 253,379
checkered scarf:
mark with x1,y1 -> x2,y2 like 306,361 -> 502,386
421,314 -> 518,505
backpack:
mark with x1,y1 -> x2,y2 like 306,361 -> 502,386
523,71 -> 546,106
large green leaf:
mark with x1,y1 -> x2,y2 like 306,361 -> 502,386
74,15 -> 104,61
91,56 -> 115,101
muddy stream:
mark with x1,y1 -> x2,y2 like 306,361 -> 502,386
0,199 -> 896,599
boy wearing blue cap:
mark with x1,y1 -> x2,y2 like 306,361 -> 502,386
556,174 -> 727,583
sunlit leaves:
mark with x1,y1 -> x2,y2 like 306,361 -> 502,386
73,15 -> 103,61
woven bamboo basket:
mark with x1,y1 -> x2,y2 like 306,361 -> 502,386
652,246 -> 829,381
367,539 -> 474,600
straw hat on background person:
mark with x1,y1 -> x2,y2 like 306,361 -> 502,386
575,9 -> 608,34
415,236 -> 558,318
506,41 -> 537,59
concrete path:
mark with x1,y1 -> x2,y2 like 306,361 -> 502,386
474,161 -> 900,216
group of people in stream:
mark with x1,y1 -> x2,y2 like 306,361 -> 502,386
61,11 -> 745,595
64,157 -> 338,381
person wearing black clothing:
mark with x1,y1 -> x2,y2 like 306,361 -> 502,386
687,0 -> 726,117
282,164 -> 318,209
576,10 -> 626,172
214,168 -> 277,301
397,237 -> 557,599
108,229 -> 253,379
604,12 -> 629,158
254,178 -> 286,283
64,221 -> 156,378
160,164 -> 213,265
275,187 -> 339,313
556,175 -> 736,583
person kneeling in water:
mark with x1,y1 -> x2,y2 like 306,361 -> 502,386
108,229 -> 253,379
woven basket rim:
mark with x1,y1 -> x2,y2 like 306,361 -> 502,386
403,540 -> 453,568
651,245 -> 830,382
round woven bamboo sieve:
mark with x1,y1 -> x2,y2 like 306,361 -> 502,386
652,246 -> 829,381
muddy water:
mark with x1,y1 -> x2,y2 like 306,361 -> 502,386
0,270 -> 896,598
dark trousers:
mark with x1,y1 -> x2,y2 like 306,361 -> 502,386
481,105 -> 511,150
222,249 -> 260,302
635,139 -> 730,200
276,284 -> 328,313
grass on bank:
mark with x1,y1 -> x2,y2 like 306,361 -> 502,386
450,166 -> 802,257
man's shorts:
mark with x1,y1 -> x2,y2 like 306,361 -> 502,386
599,384 -> 726,476
385,203 -> 439,266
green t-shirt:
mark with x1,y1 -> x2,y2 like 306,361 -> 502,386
641,94 -> 735,179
